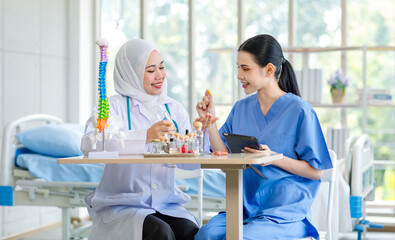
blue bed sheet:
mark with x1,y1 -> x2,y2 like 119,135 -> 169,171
16,154 -> 226,198
16,153 -> 103,182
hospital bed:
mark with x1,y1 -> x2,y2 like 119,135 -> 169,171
319,133 -> 381,240
343,134 -> 383,239
0,114 -> 226,239
0,114 -> 99,239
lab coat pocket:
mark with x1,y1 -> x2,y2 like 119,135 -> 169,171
105,192 -> 144,206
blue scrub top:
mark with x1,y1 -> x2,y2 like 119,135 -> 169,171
219,93 -> 332,225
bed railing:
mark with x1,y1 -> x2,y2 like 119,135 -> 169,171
1,114 -> 63,187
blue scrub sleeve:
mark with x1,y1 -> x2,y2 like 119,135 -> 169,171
295,109 -> 333,170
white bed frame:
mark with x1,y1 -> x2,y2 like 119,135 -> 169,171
1,114 -> 97,240
344,134 -> 378,239
345,134 -> 375,200
1,114 -> 226,239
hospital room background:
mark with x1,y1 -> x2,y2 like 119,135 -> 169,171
0,0 -> 394,239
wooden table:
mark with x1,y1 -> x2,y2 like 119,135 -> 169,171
58,153 -> 283,240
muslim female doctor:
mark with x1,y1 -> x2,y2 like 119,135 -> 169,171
194,34 -> 333,240
81,39 -> 199,240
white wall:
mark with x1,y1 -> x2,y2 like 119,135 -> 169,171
68,0 -> 96,124
40,0 -> 69,118
0,0 -> 3,178
0,0 -> 3,236
0,0 -> 96,238
3,0 -> 67,123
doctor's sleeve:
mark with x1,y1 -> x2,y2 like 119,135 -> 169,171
294,108 -> 333,170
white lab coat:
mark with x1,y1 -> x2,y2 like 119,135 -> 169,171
81,94 -> 200,240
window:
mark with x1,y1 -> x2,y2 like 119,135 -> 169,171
101,0 -> 140,97
347,0 -> 395,202
296,0 -> 341,47
147,0 -> 189,110
244,0 -> 289,45
195,0 -> 238,126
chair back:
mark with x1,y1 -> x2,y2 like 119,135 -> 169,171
324,150 -> 337,240
310,149 -> 337,240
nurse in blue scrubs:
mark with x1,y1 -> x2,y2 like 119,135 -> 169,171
194,34 -> 333,240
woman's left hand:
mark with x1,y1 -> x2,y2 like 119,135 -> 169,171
242,144 -> 278,166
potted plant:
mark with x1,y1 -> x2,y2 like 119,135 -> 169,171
327,70 -> 350,103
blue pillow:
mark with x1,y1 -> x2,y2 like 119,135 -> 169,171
16,124 -> 84,158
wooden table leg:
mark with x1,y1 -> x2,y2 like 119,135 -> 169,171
226,168 -> 243,240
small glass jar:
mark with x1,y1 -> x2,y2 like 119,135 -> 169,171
148,139 -> 161,154
168,138 -> 177,154
194,121 -> 204,153
159,137 -> 167,154
191,133 -> 199,154
174,133 -> 182,153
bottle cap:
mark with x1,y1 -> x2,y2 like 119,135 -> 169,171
193,121 -> 203,128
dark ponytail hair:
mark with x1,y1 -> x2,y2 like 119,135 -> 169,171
238,34 -> 301,97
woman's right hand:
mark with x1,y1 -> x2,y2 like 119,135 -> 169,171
146,120 -> 176,143
195,113 -> 219,130
196,89 -> 216,118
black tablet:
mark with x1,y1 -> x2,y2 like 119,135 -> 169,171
222,133 -> 262,153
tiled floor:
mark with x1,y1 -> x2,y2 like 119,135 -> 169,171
6,226 -> 395,240
4,224 -> 89,240
15,227 -> 67,240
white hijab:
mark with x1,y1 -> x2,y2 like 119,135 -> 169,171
114,39 -> 176,110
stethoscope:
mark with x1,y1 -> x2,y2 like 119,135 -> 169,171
126,96 -> 179,133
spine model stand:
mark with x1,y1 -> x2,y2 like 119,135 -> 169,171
88,39 -> 124,158
97,39 -> 110,150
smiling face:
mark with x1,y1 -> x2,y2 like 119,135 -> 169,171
236,51 -> 271,94
143,50 -> 166,95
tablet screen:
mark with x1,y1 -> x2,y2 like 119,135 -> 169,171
222,133 -> 261,153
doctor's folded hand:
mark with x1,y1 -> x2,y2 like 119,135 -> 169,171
146,120 -> 176,143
